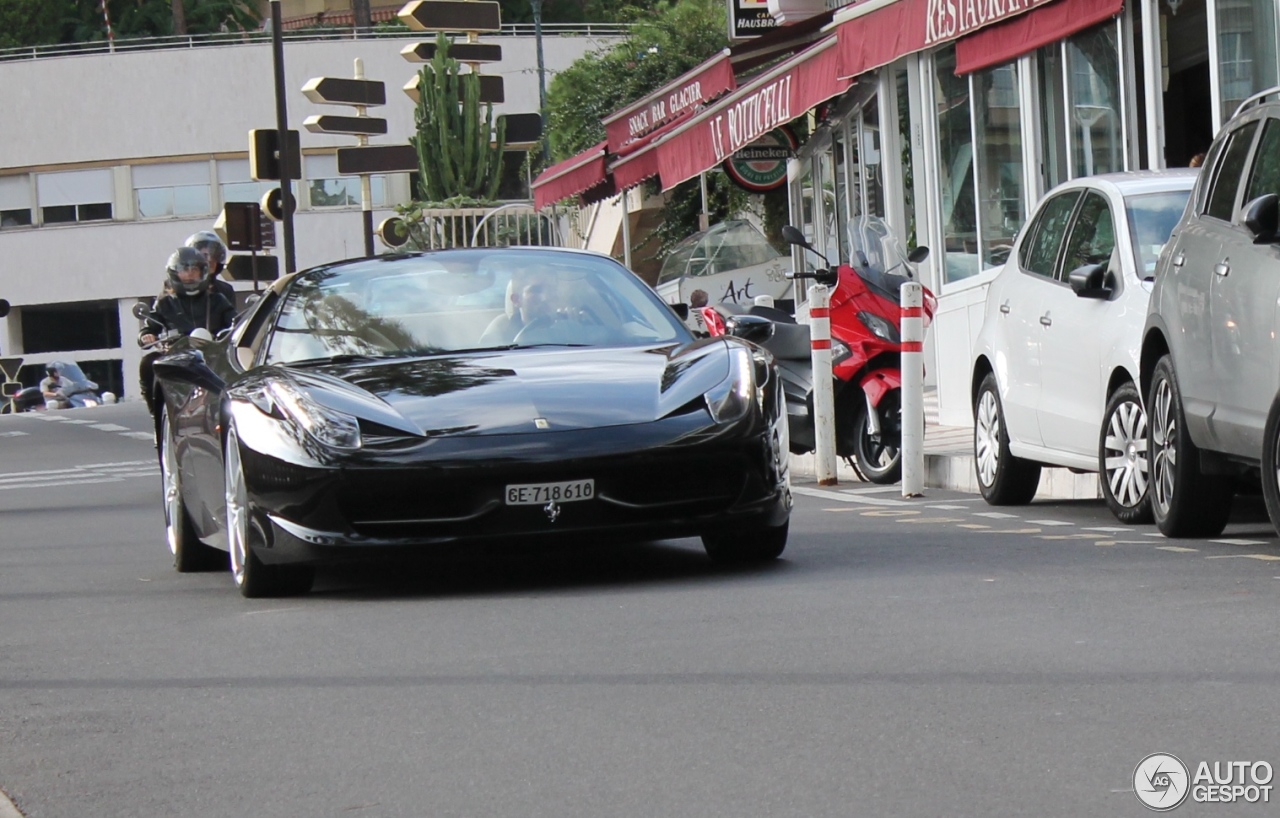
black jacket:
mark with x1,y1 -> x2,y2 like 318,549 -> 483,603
149,289 -> 235,336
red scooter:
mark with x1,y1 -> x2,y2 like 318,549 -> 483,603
717,220 -> 934,483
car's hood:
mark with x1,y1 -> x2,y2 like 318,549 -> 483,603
280,342 -> 734,438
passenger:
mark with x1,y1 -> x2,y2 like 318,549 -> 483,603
184,231 -> 237,305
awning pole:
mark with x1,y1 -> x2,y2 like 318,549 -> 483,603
699,172 -> 710,231
620,191 -> 632,269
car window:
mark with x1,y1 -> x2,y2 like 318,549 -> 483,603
1060,192 -> 1117,280
1125,189 -> 1193,278
1244,118 -> 1280,204
1205,120 -> 1259,221
1019,191 -> 1081,278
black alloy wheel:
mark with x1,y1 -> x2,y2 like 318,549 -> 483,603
973,372 -> 1041,505
160,405 -> 226,572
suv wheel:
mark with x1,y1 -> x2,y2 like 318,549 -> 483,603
1258,396 -> 1280,537
1099,382 -> 1152,524
1147,355 -> 1233,537
973,373 -> 1041,505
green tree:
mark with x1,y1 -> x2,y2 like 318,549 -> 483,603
0,0 -> 63,50
0,0 -> 261,49
409,33 -> 508,203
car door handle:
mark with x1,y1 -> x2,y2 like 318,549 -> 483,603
1214,261 -> 1231,277
1172,251 -> 1185,268
1039,313 -> 1052,327
999,300 -> 1010,315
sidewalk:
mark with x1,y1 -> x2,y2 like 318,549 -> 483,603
788,388 -> 1103,501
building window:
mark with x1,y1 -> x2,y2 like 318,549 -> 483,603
36,169 -> 113,225
933,47 -> 978,284
1216,0 -> 1279,124
305,154 -> 386,208
134,161 -> 211,219
20,300 -> 122,353
217,159 -> 277,206
973,62 -> 1024,269
0,175 -> 32,229
1067,23 -> 1123,177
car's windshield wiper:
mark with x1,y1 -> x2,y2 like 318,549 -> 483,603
285,353 -> 401,367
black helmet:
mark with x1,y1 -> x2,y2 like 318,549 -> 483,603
45,363 -> 61,378
166,247 -> 210,296
185,230 -> 227,273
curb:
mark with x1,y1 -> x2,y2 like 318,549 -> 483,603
788,450 -> 1103,501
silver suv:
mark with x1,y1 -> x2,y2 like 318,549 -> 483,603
1142,87 -> 1280,537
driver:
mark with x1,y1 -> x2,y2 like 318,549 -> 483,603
40,363 -> 72,410
478,266 -> 564,345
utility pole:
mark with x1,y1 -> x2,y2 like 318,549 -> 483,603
352,0 -> 372,36
270,0 -> 297,273
531,0 -> 548,163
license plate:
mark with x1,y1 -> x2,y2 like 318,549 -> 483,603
505,479 -> 595,505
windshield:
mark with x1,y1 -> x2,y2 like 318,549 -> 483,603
657,220 -> 781,284
1125,189 -> 1192,278
847,217 -> 916,279
264,249 -> 690,364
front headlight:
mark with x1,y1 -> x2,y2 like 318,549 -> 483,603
705,347 -> 753,424
830,340 -> 851,364
251,380 -> 362,450
856,311 -> 900,343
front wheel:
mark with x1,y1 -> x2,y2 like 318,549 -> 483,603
1098,382 -> 1153,524
973,373 -> 1041,505
702,521 -> 788,564
225,424 -> 314,598
160,405 -> 225,572
1147,355 -> 1233,537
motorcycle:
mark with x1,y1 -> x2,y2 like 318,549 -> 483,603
4,360 -> 107,412
717,219 -> 934,484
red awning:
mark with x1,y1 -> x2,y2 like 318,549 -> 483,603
955,0 -> 1124,74
531,142 -> 613,209
601,50 -> 736,151
612,36 -> 850,193
835,0 -> 1062,80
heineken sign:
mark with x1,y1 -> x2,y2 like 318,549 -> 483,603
723,126 -> 796,192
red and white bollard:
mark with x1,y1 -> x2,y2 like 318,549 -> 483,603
809,284 -> 837,486
900,282 -> 925,497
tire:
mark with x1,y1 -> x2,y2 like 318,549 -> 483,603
1256,395 -> 1280,538
853,400 -> 902,485
973,373 -> 1041,505
159,406 -> 226,572
702,521 -> 788,564
1147,355 -> 1233,537
225,424 -> 314,598
1098,382 -> 1153,524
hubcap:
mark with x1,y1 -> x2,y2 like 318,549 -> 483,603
225,428 -> 250,587
1150,379 -> 1177,515
975,390 -> 1000,487
161,411 -> 180,556
1103,398 -> 1149,508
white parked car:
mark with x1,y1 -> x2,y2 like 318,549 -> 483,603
655,220 -> 792,307
970,171 -> 1196,522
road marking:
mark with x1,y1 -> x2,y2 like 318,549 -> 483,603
1156,546 -> 1198,553
839,486 -> 903,495
89,423 -> 130,432
974,512 -> 1019,519
0,461 -> 159,491
990,528 -> 1043,534
957,523 -> 990,529
61,419 -> 98,425
895,517 -> 965,524
1205,554 -> 1280,561
119,431 -> 155,440
859,509 -> 919,517
793,486 -> 911,506
1143,533 -> 1166,538
1095,540 -> 1153,546
1209,539 -> 1270,546
1084,526 -> 1129,532
1039,533 -> 1108,540
1028,519 -> 1073,526
928,504 -> 969,510
0,431 -> 27,437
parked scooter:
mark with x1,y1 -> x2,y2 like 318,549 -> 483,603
718,219 -> 933,484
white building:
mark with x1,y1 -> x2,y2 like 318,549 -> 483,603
0,28 -> 619,398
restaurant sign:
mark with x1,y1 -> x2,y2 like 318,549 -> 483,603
729,0 -> 779,39
724,126 -> 797,192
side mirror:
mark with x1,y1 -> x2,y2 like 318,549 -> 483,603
670,302 -> 690,321
908,246 -> 930,264
152,350 -> 226,392
1244,193 -> 1279,244
1068,263 -> 1111,299
131,302 -> 151,321
780,224 -> 812,250
725,314 -> 775,345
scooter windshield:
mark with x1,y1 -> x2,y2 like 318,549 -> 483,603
845,218 -> 919,302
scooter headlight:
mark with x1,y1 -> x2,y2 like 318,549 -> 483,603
856,311 -> 900,343
830,340 -> 851,364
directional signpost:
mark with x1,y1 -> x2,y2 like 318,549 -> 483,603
302,60 -> 389,257
0,356 -> 22,415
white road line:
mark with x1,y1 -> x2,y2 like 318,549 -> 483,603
1143,532 -> 1166,538
1157,546 -> 1199,553
792,486 -> 911,506
0,477 -> 127,491
1083,526 -> 1128,532
119,431 -> 155,440
88,423 -> 130,432
1209,539 -> 1270,546
75,460 -> 156,468
0,431 -> 28,437
928,504 -> 969,510
839,486 -> 904,495
61,419 -> 98,425
1028,520 -> 1073,527
1205,554 -> 1280,561
974,512 -> 1019,519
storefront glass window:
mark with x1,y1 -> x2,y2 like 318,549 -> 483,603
973,63 -> 1024,269
818,147 -> 841,264
1038,45 -> 1069,190
862,101 -> 886,218
895,68 -> 916,248
1068,24 -> 1123,177
934,47 -> 979,284
1216,0 -> 1279,124
832,127 -> 850,264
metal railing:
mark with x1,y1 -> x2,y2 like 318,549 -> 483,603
405,204 -> 563,250
0,22 -> 630,63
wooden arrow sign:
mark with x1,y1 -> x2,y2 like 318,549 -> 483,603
302,77 -> 387,107
401,41 -> 502,64
398,0 -> 502,32
499,113 -> 542,146
303,114 -> 389,136
403,74 -> 503,104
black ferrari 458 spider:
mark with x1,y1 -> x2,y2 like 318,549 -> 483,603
145,247 -> 792,597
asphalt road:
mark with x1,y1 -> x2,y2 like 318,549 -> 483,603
1,403 -> 1278,817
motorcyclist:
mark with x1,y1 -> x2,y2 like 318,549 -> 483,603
143,247 -> 235,342
184,230 -> 237,305
40,363 -> 73,410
